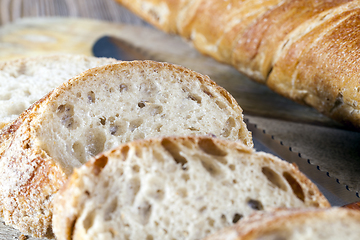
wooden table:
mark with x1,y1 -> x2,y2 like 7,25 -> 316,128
0,0 -> 148,26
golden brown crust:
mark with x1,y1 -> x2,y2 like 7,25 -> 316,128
115,0 -> 360,130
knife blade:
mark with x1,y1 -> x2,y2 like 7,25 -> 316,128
92,35 -> 360,206
93,36 -> 148,61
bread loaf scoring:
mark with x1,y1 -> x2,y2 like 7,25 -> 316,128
115,0 -> 360,130
204,207 -> 360,240
0,54 -> 119,128
0,60 -> 252,237
53,136 -> 329,240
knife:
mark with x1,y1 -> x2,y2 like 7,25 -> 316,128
92,35 -> 360,206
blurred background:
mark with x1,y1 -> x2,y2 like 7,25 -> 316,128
0,0 -> 148,26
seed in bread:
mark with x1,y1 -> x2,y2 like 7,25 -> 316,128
53,136 -> 330,240
0,60 -> 252,237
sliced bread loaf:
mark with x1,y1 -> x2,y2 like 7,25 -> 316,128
0,60 -> 252,237
204,207 -> 360,240
53,135 -> 329,240
0,54 -> 119,128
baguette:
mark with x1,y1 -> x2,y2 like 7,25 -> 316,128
0,54 -> 119,128
0,60 -> 252,238
204,207 -> 360,240
115,0 -> 360,130
53,135 -> 329,240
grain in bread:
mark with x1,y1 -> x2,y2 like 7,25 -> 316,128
53,135 -> 329,240
204,207 -> 360,240
0,54 -> 119,128
115,0 -> 360,130
0,60 -> 252,237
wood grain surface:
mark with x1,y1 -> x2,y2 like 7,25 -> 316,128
0,0 -> 148,26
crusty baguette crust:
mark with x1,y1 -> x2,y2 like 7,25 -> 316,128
53,135 -> 329,240
204,207 -> 360,240
0,60 -> 252,238
115,0 -> 360,130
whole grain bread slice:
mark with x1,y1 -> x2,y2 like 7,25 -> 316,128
0,60 -> 252,238
0,54 -> 119,128
204,207 -> 360,240
52,135 -> 329,240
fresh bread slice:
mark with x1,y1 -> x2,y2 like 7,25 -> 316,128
0,60 -> 252,238
0,54 -> 119,128
52,135 -> 329,240
204,207 -> 360,240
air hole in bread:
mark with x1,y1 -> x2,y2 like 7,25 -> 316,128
200,158 -> 222,177
132,164 -> 140,173
92,155 -> 108,176
128,177 -> 141,204
215,100 -> 227,110
85,129 -> 106,157
150,104 -> 163,116
181,173 -> 190,181
247,199 -> 264,210
232,213 -> 243,223
121,146 -> 129,160
87,91 -> 95,103
161,139 -> 188,169
207,217 -> 215,227
188,94 -> 202,104
130,119 -> 143,132
220,214 -> 227,224
198,138 -> 227,157
229,164 -> 235,171
283,172 -> 305,202
104,197 -> 118,221
138,201 -> 152,225
82,209 -> 96,231
221,117 -> 235,138
146,235 -> 154,240
56,103 -> 77,129
109,121 -> 127,136
199,206 -> 207,213
177,188 -> 187,198
76,92 -> 81,98
202,86 -> 213,98
120,84 -> 128,92
262,167 -> 287,191
72,141 -> 86,164
99,116 -> 106,125
138,101 -> 146,108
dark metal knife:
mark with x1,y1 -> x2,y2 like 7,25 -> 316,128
92,35 -> 360,206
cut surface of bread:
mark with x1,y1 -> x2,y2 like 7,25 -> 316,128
53,136 -> 329,240
0,54 -> 119,128
115,0 -> 360,130
0,60 -> 252,237
204,207 -> 360,240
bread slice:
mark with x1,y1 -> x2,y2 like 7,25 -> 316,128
0,54 -> 119,128
0,60 -> 252,237
204,207 -> 360,240
52,135 -> 329,240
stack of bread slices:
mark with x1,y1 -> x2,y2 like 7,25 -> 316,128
0,55 -> 356,240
